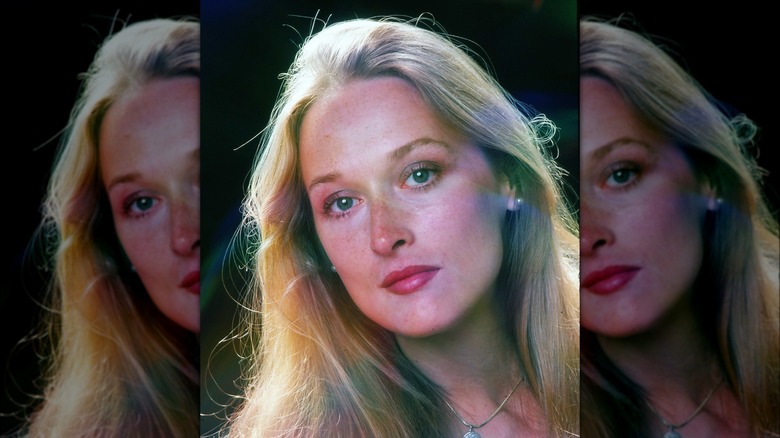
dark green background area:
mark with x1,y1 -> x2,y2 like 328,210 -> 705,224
200,0 -> 577,434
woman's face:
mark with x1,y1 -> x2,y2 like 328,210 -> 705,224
580,76 -> 710,337
100,77 -> 200,333
299,77 -> 512,338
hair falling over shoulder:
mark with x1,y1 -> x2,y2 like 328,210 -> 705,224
21,17 -> 201,438
579,17 -> 779,438
227,15 -> 579,438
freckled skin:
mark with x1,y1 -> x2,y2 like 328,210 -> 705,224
100,77 -> 200,333
580,77 -> 709,337
300,77 -> 512,338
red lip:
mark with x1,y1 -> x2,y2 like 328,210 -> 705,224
581,265 -> 640,295
180,271 -> 200,295
380,265 -> 440,295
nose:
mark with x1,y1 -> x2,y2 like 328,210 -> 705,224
580,201 -> 614,257
369,199 -> 414,256
170,196 -> 200,256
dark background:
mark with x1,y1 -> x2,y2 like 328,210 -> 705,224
200,0 -> 577,435
579,0 -> 778,212
1,2 -> 198,435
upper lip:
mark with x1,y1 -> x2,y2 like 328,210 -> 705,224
380,265 -> 440,288
180,270 -> 200,288
581,265 -> 640,288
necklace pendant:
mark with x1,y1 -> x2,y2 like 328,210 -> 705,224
664,430 -> 681,438
463,431 -> 481,438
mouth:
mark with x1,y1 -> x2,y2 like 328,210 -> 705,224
180,271 -> 200,295
380,265 -> 440,295
581,265 -> 640,295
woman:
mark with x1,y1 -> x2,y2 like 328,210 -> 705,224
579,17 -> 779,437
227,16 -> 579,437
15,18 -> 200,437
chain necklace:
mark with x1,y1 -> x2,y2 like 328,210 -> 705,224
443,377 -> 524,438
645,376 -> 724,438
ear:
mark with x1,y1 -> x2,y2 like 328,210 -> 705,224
508,196 -> 523,211
501,178 -> 522,211
701,180 -> 721,211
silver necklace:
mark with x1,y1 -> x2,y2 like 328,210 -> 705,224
443,377 -> 524,438
645,376 -> 724,438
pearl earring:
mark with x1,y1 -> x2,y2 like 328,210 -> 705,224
707,197 -> 724,211
331,265 -> 337,273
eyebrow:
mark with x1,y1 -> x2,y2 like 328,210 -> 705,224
390,137 -> 450,160
106,147 -> 199,191
589,138 -> 650,161
106,172 -> 142,192
306,137 -> 451,192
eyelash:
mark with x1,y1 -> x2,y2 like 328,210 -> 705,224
602,161 -> 642,190
122,194 -> 158,219
401,161 -> 442,191
322,194 -> 359,219
320,161 -> 443,220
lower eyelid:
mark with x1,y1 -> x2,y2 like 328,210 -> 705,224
322,196 -> 361,217
403,166 -> 442,187
122,197 -> 160,218
413,169 -> 442,190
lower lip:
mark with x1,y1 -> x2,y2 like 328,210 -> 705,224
184,282 -> 200,295
385,270 -> 439,295
585,270 -> 639,295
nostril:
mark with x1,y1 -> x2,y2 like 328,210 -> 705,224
392,239 -> 406,250
593,238 -> 607,250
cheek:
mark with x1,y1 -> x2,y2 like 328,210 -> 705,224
656,192 -> 706,267
316,222 -> 365,280
618,187 -> 703,239
114,217 -> 168,275
438,184 -> 505,236
316,183 -> 505,271
621,191 -> 706,290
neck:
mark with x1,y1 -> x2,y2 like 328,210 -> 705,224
597,297 -> 722,415
394,294 -> 547,437
396,294 -> 518,396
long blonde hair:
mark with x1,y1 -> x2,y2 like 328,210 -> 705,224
580,17 -> 780,438
229,16 -> 579,437
24,18 -> 200,437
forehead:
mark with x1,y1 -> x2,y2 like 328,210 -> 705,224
107,77 -> 198,127
298,77 -> 455,177
580,76 -> 665,155
302,76 -> 438,137
581,77 -> 701,188
99,77 -> 199,174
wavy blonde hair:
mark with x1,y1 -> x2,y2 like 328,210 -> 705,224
22,18 -> 200,437
580,17 -> 780,438
229,16 -> 579,437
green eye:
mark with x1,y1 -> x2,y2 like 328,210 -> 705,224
124,196 -> 158,217
401,162 -> 441,190
603,163 -> 640,189
133,197 -> 155,211
610,169 -> 633,184
410,169 -> 431,184
334,197 -> 354,211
